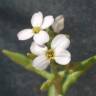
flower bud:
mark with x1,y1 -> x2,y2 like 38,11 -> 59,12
52,15 -> 64,33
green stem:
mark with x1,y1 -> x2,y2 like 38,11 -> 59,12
26,64 -> 54,79
48,84 -> 56,96
49,63 -> 65,96
62,71 -> 81,95
62,55 -> 96,95
48,84 -> 63,96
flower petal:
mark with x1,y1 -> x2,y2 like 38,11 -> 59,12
34,31 -> 49,45
51,34 -> 70,50
30,42 -> 48,55
32,55 -> 50,70
41,16 -> 54,29
31,11 -> 43,27
52,15 -> 64,33
54,50 -> 71,65
17,29 -> 33,40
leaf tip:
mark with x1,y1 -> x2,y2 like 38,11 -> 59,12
2,49 -> 7,54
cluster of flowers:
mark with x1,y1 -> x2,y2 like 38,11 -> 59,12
17,11 -> 71,70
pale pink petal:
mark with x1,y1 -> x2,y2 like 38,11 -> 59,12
33,31 -> 49,45
41,16 -> 54,29
52,15 -> 64,33
31,11 -> 43,27
54,49 -> 71,65
17,29 -> 33,40
30,42 -> 48,55
32,55 -> 50,70
51,34 -> 70,50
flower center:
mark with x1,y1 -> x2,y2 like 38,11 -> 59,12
33,27 -> 41,33
46,49 -> 54,59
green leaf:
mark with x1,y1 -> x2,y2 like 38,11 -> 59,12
76,55 -> 96,72
2,49 -> 32,65
41,80 -> 53,90
62,55 -> 96,95
40,76 -> 55,91
62,71 -> 81,95
2,49 -> 53,79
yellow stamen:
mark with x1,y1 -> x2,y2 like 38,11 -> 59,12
46,49 -> 54,59
33,27 -> 41,33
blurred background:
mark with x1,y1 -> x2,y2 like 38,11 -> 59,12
0,0 -> 96,96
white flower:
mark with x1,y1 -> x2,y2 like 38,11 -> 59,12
30,34 -> 71,70
52,15 -> 64,33
17,11 -> 54,45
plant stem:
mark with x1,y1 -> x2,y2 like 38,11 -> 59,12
62,55 -> 96,95
48,84 -> 56,96
62,71 -> 81,95
49,63 -> 64,96
24,64 -> 54,80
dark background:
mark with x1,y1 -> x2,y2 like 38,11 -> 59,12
0,0 -> 96,96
